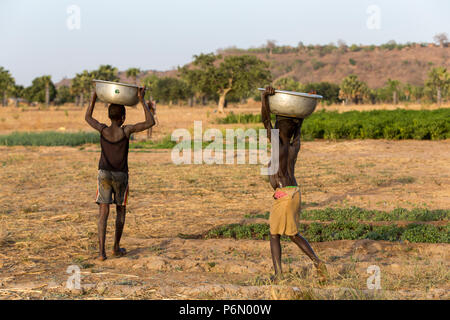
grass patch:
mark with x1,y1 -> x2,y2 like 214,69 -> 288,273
205,222 -> 449,243
217,109 -> 450,140
130,135 -> 177,149
244,207 -> 450,222
131,133 -> 270,150
0,131 -> 100,146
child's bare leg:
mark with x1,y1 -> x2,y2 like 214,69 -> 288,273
113,205 -> 126,256
289,233 -> 320,265
270,234 -> 282,276
98,204 -> 110,260
289,233 -> 328,281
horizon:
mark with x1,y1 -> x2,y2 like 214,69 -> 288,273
1,0 -> 449,86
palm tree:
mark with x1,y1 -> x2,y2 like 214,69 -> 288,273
386,79 -> 401,104
41,75 -> 52,107
0,67 -> 15,106
71,75 -> 82,106
72,70 -> 94,107
94,65 -> 119,82
126,68 -> 141,85
339,75 -> 369,104
426,67 -> 449,105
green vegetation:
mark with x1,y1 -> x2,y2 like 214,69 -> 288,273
338,75 -> 369,104
217,109 -> 450,140
125,67 -> 141,85
130,135 -> 177,149
0,66 -> 17,106
206,222 -> 449,243
273,77 -> 340,105
311,59 -> 326,70
244,207 -> 450,222
179,53 -> 271,112
0,131 -> 100,146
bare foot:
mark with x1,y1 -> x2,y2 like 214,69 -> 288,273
315,261 -> 328,283
270,273 -> 284,284
97,254 -> 107,261
113,247 -> 127,257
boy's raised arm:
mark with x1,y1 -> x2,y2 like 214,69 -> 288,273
261,86 -> 275,142
124,87 -> 155,136
85,92 -> 105,132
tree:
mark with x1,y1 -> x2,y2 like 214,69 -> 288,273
339,75 -> 369,104
12,84 -> 24,106
337,39 -> 347,53
218,55 -> 271,112
410,85 -> 424,103
55,85 -> 75,105
303,82 -> 341,105
42,75 -> 52,106
72,70 -> 94,107
141,74 -> 159,100
25,76 -> 56,104
179,53 -> 218,106
181,54 -> 271,112
425,67 -> 449,105
403,83 -> 412,102
274,77 -> 302,92
266,40 -> 277,55
126,67 -> 141,85
386,79 -> 401,104
151,77 -> 191,105
433,33 -> 448,48
93,64 -> 119,82
0,67 -> 15,106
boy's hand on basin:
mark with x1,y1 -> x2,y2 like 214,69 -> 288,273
264,86 -> 275,96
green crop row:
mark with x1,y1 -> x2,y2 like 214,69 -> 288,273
244,207 -> 450,222
217,109 -> 450,140
205,222 -> 450,243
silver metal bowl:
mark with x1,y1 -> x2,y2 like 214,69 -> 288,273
258,88 -> 322,118
93,80 -> 141,106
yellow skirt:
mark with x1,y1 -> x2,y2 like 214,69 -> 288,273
269,187 -> 301,236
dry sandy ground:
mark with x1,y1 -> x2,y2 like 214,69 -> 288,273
0,138 -> 449,299
0,104 -> 449,299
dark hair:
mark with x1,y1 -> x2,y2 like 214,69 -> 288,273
108,104 -> 125,120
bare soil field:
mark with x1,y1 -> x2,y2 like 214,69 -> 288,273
0,105 -> 448,299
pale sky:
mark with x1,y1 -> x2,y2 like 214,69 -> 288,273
1,0 -> 449,86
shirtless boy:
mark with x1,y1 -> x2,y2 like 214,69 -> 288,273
261,86 -> 327,281
85,87 -> 155,260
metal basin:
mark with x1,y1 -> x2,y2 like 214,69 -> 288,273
93,80 -> 141,106
258,88 -> 322,118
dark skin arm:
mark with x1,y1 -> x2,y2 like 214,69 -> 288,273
123,87 -> 156,138
261,86 -> 275,141
85,92 -> 106,132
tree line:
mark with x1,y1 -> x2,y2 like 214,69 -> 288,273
1,53 -> 449,111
